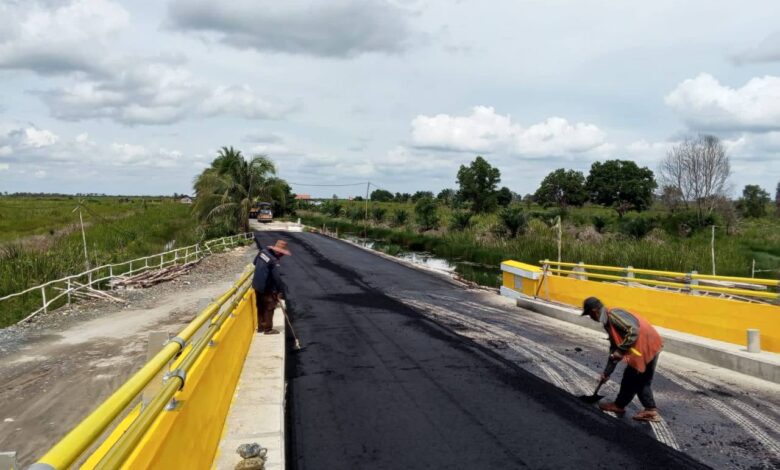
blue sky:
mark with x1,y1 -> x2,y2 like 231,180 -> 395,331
1,0 -> 779,198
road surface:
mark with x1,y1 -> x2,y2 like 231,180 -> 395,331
254,231 -> 723,469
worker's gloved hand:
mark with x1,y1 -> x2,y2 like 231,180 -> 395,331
609,350 -> 624,361
599,373 -> 610,383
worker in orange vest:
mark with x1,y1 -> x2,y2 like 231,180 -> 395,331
582,296 -> 664,422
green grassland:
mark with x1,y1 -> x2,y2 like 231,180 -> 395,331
298,200 -> 780,287
0,196 -> 199,326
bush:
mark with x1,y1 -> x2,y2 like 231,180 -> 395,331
592,215 -> 609,233
391,209 -> 409,227
414,197 -> 439,231
347,206 -> 364,222
372,206 -> 387,222
322,201 -> 343,217
618,215 -> 656,239
499,205 -> 527,237
660,211 -> 715,237
449,210 -> 474,231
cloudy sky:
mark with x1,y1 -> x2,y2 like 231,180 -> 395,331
1,0 -> 779,197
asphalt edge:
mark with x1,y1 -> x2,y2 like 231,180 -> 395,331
507,291 -> 780,385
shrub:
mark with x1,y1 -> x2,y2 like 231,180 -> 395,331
450,210 -> 474,231
618,215 -> 656,239
347,206 -> 364,222
391,209 -> 409,227
372,206 -> 387,222
499,205 -> 527,237
592,215 -> 609,233
414,197 -> 439,231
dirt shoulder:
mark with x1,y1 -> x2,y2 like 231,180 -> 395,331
0,245 -> 256,467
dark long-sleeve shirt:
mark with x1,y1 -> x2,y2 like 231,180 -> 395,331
252,248 -> 286,295
599,307 -> 640,376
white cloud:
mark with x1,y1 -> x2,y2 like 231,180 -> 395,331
167,0 -> 415,58
411,106 -> 607,156
0,162 -> 9,171
201,85 -> 293,120
23,127 -> 60,148
0,0 -> 129,75
665,73 -> 780,132
34,169 -> 46,178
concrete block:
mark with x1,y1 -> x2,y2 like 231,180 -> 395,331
0,452 -> 17,470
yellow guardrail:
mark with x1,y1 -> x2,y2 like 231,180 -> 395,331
31,268 -> 254,470
542,260 -> 780,289
539,260 -> 780,301
501,259 -> 780,352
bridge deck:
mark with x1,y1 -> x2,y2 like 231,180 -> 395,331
253,231 -> 726,469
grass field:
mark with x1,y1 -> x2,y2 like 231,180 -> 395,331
0,196 -> 200,327
299,200 -> 780,287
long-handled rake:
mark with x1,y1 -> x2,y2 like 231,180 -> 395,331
280,301 -> 303,351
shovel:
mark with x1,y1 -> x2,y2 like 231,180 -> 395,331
579,377 -> 606,403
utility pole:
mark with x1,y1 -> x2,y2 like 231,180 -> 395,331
73,201 -> 91,283
364,182 -> 370,242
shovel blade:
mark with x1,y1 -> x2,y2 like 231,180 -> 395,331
578,394 -> 604,404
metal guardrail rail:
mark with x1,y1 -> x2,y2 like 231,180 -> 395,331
539,260 -> 780,302
29,268 -> 254,470
1,232 -> 253,324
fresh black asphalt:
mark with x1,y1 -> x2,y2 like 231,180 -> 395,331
253,231 -> 709,470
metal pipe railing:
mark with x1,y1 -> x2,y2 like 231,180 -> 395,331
2,232 -> 254,325
30,268 -> 253,470
540,260 -> 780,288
94,279 -> 253,469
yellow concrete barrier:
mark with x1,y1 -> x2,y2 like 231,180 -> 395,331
82,288 -> 258,469
501,260 -> 780,353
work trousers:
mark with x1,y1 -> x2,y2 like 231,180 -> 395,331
615,352 -> 659,409
255,292 -> 277,331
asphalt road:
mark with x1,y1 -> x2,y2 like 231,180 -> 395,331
253,231 -> 712,470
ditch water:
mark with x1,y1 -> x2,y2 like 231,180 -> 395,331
342,234 -> 502,287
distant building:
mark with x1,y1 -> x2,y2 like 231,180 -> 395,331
179,196 -> 193,204
295,194 -> 312,200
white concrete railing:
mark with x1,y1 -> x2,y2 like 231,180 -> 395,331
1,232 -> 254,325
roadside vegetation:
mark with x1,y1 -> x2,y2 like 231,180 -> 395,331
297,135 -> 780,288
0,197 -> 199,326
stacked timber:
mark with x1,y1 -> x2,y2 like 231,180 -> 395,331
110,260 -> 200,289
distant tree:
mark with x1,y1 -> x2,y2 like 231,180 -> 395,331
332,194 -> 338,200
533,169 -> 587,212
456,156 -> 501,213
660,135 -> 731,223
272,182 -> 295,216
436,188 -> 457,205
586,160 -> 657,218
498,205 -> 527,238
712,195 -> 738,234
370,189 -> 394,202
395,192 -> 412,203
192,147 -> 284,233
522,193 -> 534,210
496,186 -> 513,207
353,196 -> 364,201
414,197 -> 439,231
659,185 -> 684,213
411,190 -> 434,202
737,185 -> 770,218
776,181 -> 780,216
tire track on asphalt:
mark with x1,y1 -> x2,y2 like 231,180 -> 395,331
395,294 -> 689,451
666,371 -> 780,459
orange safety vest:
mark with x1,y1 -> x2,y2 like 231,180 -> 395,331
606,309 -> 663,373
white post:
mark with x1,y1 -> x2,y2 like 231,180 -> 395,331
690,270 -> 699,295
41,286 -> 47,314
573,261 -> 587,280
109,265 -> 113,279
557,216 -> 562,266
78,206 -> 90,273
625,266 -> 635,284
160,254 -> 164,269
66,278 -> 72,305
711,225 -> 716,275
751,259 -> 756,278
747,329 -> 761,353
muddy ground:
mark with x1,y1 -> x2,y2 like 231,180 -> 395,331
0,246 -> 255,466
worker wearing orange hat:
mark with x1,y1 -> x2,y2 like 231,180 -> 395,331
252,237 -> 291,334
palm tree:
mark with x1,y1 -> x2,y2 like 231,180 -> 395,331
193,147 -> 287,234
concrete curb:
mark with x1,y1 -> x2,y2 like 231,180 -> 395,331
214,306 -> 286,469
513,295 -> 780,384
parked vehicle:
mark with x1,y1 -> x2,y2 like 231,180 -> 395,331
256,202 -> 273,223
